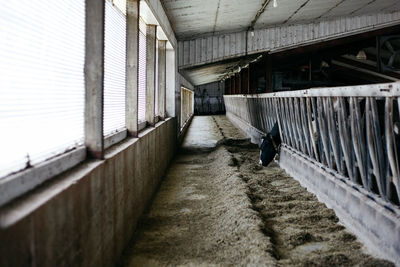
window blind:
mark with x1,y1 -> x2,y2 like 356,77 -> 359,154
104,0 -> 127,136
138,24 -> 147,123
0,0 -> 85,178
155,40 -> 159,116
181,88 -> 193,128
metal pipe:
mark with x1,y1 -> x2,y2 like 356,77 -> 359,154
338,97 -> 355,181
385,97 -> 400,198
249,0 -> 273,29
350,97 -> 368,188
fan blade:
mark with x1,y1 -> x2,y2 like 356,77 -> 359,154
385,40 -> 395,53
388,54 -> 395,67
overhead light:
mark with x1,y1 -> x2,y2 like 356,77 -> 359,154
273,0 -> 278,8
248,26 -> 255,37
356,50 -> 367,60
321,60 -> 329,68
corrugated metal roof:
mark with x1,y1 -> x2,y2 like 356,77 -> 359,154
178,11 -> 400,68
162,0 -> 400,40
176,10 -> 400,86
165,0 -> 400,86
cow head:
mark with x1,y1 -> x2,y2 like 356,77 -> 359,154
259,122 -> 281,167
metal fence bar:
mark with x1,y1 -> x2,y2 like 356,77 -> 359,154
286,98 -> 296,148
277,98 -> 287,144
351,97 -> 369,188
311,97 -> 325,164
385,98 -> 400,200
306,98 -> 319,161
224,81 -> 400,206
318,97 -> 333,169
293,98 -> 306,154
337,97 -> 355,182
369,97 -> 386,198
300,98 -> 311,157
326,98 -> 343,173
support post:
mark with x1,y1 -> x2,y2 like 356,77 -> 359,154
240,71 -> 244,94
238,73 -> 241,94
224,79 -> 230,95
126,0 -> 139,136
241,67 -> 249,94
265,54 -> 272,93
232,76 -> 235,95
158,40 -> 167,120
146,24 -> 157,126
246,65 -> 250,94
85,0 -> 105,159
235,73 -> 240,94
249,63 -> 257,94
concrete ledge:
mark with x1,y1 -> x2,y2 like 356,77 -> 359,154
226,112 -> 264,146
226,111 -> 400,265
178,114 -> 194,146
0,118 -> 177,267
279,145 -> 400,265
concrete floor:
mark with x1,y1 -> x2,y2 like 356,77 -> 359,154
181,116 -> 223,150
121,115 -> 394,267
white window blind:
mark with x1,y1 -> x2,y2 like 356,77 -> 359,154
104,0 -> 127,136
0,0 -> 85,178
138,22 -> 147,123
112,0 -> 127,14
155,40 -> 159,116
181,87 -> 193,128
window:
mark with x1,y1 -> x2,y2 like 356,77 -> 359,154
181,87 -> 194,128
103,0 -> 127,136
138,19 -> 147,123
0,0 -> 85,178
155,40 -> 159,117
0,0 -> 174,207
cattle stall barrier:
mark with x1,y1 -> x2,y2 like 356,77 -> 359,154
224,82 -> 400,264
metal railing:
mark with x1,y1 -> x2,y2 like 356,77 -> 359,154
224,82 -> 400,205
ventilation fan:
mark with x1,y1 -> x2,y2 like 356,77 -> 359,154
378,36 -> 400,72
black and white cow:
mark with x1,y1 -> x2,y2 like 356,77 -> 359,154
259,122 -> 281,167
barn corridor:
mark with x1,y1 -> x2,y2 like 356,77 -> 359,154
120,116 -> 392,266
2,0 -> 400,265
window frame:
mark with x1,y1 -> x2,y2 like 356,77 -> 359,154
103,0 -> 128,137
0,0 -> 172,207
137,19 -> 147,124
180,87 -> 194,130
0,147 -> 86,206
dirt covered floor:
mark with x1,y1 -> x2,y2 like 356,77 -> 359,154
121,116 -> 394,266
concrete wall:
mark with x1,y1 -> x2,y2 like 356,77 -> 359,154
0,118 -> 176,267
194,82 -> 225,115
